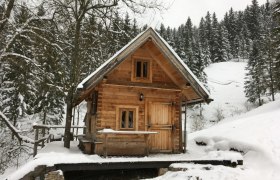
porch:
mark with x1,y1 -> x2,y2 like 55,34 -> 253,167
80,129 -> 158,157
12,141 -> 243,180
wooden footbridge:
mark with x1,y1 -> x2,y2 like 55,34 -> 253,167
22,158 -> 243,180
22,125 -> 243,180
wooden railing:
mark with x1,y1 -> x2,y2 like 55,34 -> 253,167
32,124 -> 86,156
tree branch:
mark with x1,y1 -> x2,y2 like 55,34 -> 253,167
0,0 -> 15,32
0,111 -> 22,143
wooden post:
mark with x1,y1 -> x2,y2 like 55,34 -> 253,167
184,102 -> 187,153
42,111 -> 46,147
144,134 -> 149,156
42,127 -> 45,148
103,134 -> 108,157
46,128 -> 50,143
179,98 -> 183,152
33,128 -> 39,157
72,107 -> 76,134
76,106 -> 80,140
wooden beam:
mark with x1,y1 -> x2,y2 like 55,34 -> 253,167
182,98 -> 205,106
56,160 -> 243,172
145,46 -> 184,89
104,83 -> 180,91
22,159 -> 243,179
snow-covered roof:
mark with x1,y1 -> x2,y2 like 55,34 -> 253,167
77,29 -> 147,89
76,27 -> 212,103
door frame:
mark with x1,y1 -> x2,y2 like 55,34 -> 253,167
145,98 -> 175,153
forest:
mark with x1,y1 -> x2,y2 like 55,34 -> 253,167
0,0 -> 279,174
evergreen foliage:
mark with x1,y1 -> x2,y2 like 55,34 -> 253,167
272,1 -> 280,90
156,0 -> 279,105
244,41 -> 266,106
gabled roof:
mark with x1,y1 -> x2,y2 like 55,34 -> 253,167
76,27 -> 212,104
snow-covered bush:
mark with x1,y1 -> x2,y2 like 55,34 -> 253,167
213,107 -> 225,122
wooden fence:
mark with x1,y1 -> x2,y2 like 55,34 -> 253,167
32,124 -> 85,156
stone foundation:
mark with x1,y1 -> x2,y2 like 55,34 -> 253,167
45,170 -> 64,180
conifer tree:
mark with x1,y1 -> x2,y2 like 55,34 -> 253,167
210,13 -> 220,62
248,0 -> 261,41
184,17 -> 194,68
260,0 -> 277,101
227,8 -> 238,58
192,41 -> 208,86
159,23 -> 167,39
198,18 -> 211,66
272,1 -> 280,90
1,4 -> 35,127
121,13 -> 133,45
244,41 -> 266,106
204,12 -> 212,46
239,23 -> 251,59
217,25 -> 231,61
165,26 -> 173,45
174,25 -> 186,59
132,18 -> 139,37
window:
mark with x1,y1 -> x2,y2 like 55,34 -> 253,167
134,59 -> 150,79
116,106 -> 138,131
119,108 -> 136,129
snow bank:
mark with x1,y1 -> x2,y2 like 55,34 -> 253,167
156,99 -> 280,180
150,101 -> 280,180
152,164 -> 244,180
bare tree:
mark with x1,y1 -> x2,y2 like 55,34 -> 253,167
49,0 -> 164,148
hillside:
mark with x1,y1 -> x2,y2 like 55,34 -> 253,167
154,99 -> 280,180
187,61 -> 249,132
154,62 -> 280,179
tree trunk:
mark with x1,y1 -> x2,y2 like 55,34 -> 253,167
258,92 -> 262,106
64,91 -> 74,148
268,57 -> 275,101
64,16 -> 82,148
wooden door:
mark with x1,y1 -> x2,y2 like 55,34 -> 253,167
148,102 -> 173,152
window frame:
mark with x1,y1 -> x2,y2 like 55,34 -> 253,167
116,105 -> 139,131
119,108 -> 136,130
131,57 -> 152,83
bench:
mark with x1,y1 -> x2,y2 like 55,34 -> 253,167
98,129 -> 158,157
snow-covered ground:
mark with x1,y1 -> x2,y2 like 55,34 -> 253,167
153,99 -> 280,180
187,61 -> 250,132
4,140 -> 242,180
153,61 -> 280,180
203,61 -> 248,120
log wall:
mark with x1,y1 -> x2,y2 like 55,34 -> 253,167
83,40 -> 199,155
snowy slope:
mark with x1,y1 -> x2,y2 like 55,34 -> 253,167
187,61 -> 249,132
153,61 -> 280,180
154,99 -> 280,180
203,61 -> 248,119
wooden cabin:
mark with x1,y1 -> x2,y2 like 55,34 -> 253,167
75,27 -> 212,156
